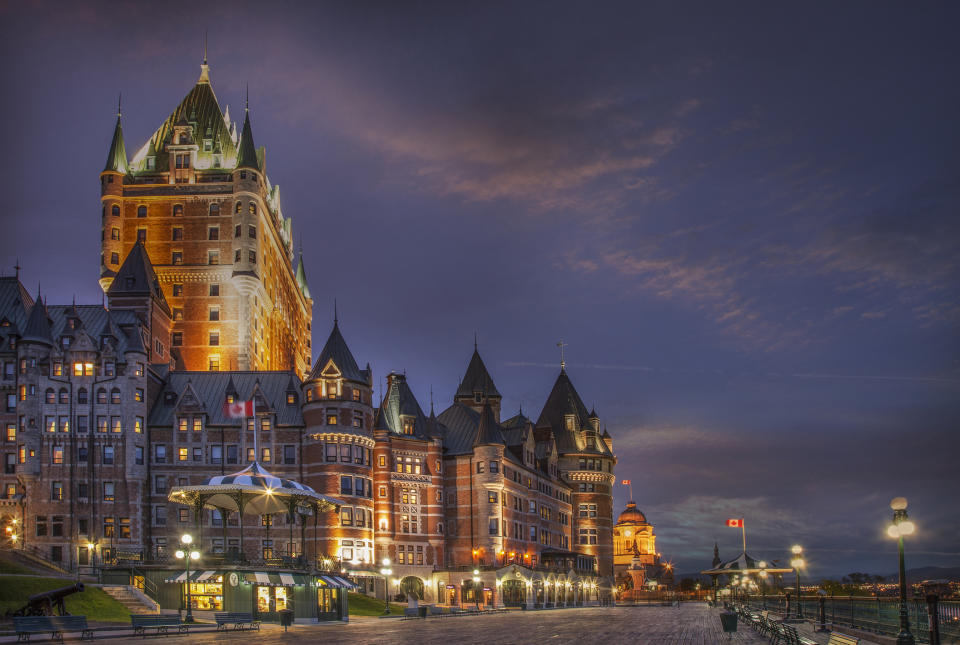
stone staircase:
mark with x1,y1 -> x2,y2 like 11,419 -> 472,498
101,585 -> 160,614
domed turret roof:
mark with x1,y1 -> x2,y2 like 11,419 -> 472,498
617,501 -> 648,525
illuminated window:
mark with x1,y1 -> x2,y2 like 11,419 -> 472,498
172,283 -> 183,297
327,414 -> 337,425
172,251 -> 182,265
97,416 -> 108,433
173,204 -> 183,216
111,388 -> 121,404
235,201 -> 242,214
45,416 -> 55,432
209,355 -> 220,371
178,418 -> 188,432
193,417 -> 202,432
178,448 -> 188,461
51,482 -> 63,501
135,388 -> 144,402
6,425 -> 14,442
52,446 -> 63,464
45,388 -> 55,403
246,448 -> 255,462
249,203 -> 257,215
135,417 -> 143,433
261,448 -> 270,462
111,417 -> 122,433
135,362 -> 144,377
208,250 -> 219,265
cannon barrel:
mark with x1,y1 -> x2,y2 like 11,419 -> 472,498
27,583 -> 85,604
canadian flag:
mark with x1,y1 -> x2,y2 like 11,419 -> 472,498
621,479 -> 632,486
726,518 -> 743,528
223,400 -> 254,418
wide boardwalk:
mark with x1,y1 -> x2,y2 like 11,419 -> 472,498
110,604 -> 780,645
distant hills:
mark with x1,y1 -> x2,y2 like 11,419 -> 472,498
675,566 -> 960,585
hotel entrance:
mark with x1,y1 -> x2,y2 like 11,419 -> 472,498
501,580 -> 525,607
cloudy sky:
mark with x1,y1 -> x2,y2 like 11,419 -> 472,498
1,1 -> 958,578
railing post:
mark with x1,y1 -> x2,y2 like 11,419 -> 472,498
924,595 -> 940,645
817,593 -> 827,632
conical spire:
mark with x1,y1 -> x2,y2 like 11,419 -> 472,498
473,402 -> 505,447
104,97 -> 128,174
294,249 -> 311,299
198,32 -> 210,84
22,294 -> 53,346
455,346 -> 501,398
236,91 -> 258,170
309,319 -> 363,382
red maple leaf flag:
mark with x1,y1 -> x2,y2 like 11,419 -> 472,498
621,479 -> 631,485
223,400 -> 254,418
726,518 -> 743,528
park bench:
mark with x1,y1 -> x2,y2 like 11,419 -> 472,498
771,622 -> 817,645
214,612 -> 260,631
429,605 -> 445,617
826,633 -> 860,645
15,615 -> 94,643
130,614 -> 187,637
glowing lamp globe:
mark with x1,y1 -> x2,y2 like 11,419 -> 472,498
890,497 -> 908,511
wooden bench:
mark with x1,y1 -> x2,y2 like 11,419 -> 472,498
213,612 -> 260,631
771,623 -> 817,645
15,616 -> 94,643
130,614 -> 187,637
827,633 -> 860,645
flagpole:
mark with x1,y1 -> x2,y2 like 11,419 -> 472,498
742,518 -> 746,554
629,481 -> 633,500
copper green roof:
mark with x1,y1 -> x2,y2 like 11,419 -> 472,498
104,115 -> 128,174
295,251 -> 311,299
132,68 -> 238,171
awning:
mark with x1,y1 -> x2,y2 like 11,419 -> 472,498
243,572 -> 311,587
316,575 -> 358,589
164,570 -> 223,584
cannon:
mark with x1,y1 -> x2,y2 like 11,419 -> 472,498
8,583 -> 85,616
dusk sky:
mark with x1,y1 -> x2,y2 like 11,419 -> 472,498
1,2 -> 958,578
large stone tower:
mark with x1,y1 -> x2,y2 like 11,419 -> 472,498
98,61 -> 312,376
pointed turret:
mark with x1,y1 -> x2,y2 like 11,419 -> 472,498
107,241 -> 169,309
294,251 -> 311,300
454,343 -> 502,419
22,295 -> 53,346
104,111 -> 128,174
309,320 -> 363,382
236,106 -> 259,170
473,402 -> 505,447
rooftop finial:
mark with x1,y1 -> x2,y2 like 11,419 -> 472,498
245,83 -> 249,112
557,339 -> 567,371
203,29 -> 208,65
198,34 -> 211,84
474,332 -> 478,351
429,385 -> 434,415
117,93 -> 122,118
334,298 -> 338,325
14,258 -> 20,279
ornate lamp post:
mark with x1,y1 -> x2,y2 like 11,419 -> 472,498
379,558 -> 393,615
790,545 -> 805,619
759,561 -> 768,608
473,569 -> 481,611
174,534 -> 200,623
887,497 -> 916,645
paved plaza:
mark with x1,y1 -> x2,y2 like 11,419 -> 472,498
94,604 -> 882,645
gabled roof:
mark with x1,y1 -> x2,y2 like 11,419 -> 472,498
22,295 -> 53,345
107,242 -> 169,310
456,347 -> 501,398
130,67 -> 238,172
309,321 -> 365,383
374,373 -> 433,440
236,109 -> 259,170
474,403 -> 505,447
149,371 -> 304,427
104,114 -> 128,174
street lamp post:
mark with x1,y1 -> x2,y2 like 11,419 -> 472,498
473,569 -> 481,611
174,534 -> 200,623
790,545 -> 805,619
379,558 -> 393,615
759,561 -> 768,609
888,497 -> 916,645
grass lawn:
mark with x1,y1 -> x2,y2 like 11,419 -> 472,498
0,577 -> 131,622
347,592 -> 406,616
0,558 -> 35,575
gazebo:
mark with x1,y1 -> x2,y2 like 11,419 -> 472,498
168,461 -> 344,564
700,552 -> 793,602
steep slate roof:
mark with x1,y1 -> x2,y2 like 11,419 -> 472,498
236,109 -> 259,170
107,242 -> 169,310
130,66 -> 238,172
455,348 -> 501,398
0,277 -> 35,336
535,369 -> 611,456
309,321 -> 366,383
499,411 -> 531,447
435,403 -> 483,455
473,403 -> 505,447
374,374 -> 433,440
294,251 -> 311,300
104,114 -> 128,174
45,305 -> 141,356
149,371 -> 303,427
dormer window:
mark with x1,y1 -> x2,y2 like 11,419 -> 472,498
178,133 -> 189,145
564,415 -> 576,431
286,392 -> 297,405
226,393 -> 235,404
203,139 -> 212,152
145,157 -> 155,171
402,417 -> 414,435
474,392 -> 482,404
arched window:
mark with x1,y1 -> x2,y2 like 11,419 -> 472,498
77,388 -> 88,404
110,388 -> 121,404
249,203 -> 257,215
59,388 -> 68,404
97,388 -> 107,404
137,205 -> 147,218
235,201 -> 242,214
111,205 -> 120,217
45,388 -> 55,403
172,204 -> 183,217
209,203 -> 220,216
